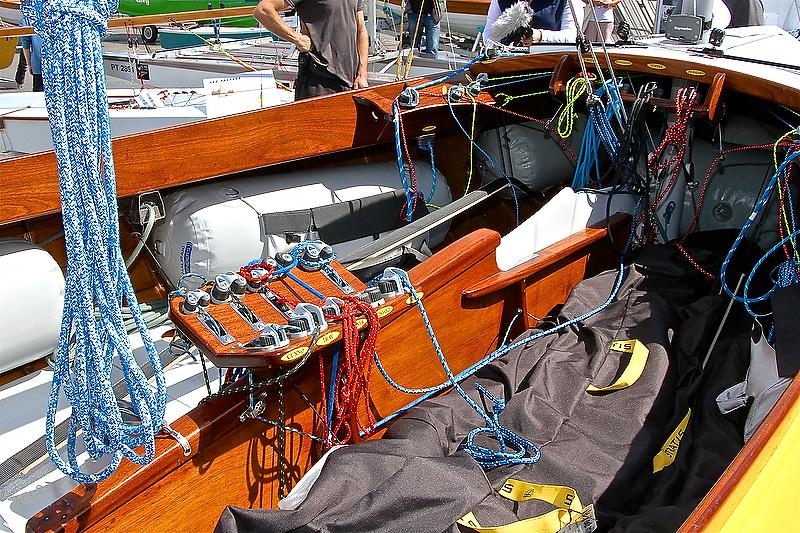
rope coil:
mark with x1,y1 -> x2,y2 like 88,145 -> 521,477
25,0 -> 167,483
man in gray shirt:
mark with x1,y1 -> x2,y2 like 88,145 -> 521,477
254,0 -> 369,100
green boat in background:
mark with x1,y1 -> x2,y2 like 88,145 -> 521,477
117,0 -> 259,43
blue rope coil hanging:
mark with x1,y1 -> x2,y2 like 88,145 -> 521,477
22,0 -> 167,483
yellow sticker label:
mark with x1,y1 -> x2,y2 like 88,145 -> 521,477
317,330 -> 341,346
422,125 -> 437,132
280,346 -> 309,362
686,69 -> 706,76
610,339 -> 638,353
653,408 -> 691,472
587,340 -> 649,394
614,59 -> 633,66
405,291 -> 424,305
584,57 -> 595,63
647,63 -> 667,70
376,306 -> 394,318
355,317 -> 368,329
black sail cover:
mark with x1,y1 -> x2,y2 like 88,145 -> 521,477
216,245 -> 749,533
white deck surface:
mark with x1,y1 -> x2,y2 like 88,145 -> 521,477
0,325 -> 221,533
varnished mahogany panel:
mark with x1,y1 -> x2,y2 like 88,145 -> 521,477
168,261 -> 370,367
0,79 -> 484,226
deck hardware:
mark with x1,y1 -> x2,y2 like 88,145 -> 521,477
162,423 -> 192,456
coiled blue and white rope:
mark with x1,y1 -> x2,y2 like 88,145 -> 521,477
23,0 -> 166,483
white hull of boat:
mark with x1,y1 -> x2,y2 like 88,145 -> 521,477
0,72 -> 293,154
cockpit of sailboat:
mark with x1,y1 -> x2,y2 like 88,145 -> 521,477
0,10 -> 799,532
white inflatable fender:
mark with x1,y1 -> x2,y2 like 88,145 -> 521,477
152,160 -> 451,284
0,239 -> 65,373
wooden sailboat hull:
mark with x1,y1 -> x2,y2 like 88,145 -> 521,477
2,35 -> 800,533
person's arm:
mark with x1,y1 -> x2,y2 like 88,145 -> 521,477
483,0 -> 502,43
538,0 -> 583,42
354,8 -> 369,89
253,0 -> 311,52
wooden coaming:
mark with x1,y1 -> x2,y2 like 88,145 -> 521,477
28,228 -> 505,533
473,50 -> 800,111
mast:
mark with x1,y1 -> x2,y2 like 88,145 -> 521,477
368,0 -> 377,55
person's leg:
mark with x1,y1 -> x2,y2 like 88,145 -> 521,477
294,52 -> 312,100
583,20 -> 600,42
600,21 -> 614,43
423,14 -> 440,54
32,73 -> 43,92
408,11 -> 423,49
15,49 -> 27,86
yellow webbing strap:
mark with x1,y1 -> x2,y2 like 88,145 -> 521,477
457,480 -> 596,533
586,340 -> 649,394
652,408 -> 692,473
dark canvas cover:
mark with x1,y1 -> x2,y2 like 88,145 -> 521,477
216,245 -> 747,533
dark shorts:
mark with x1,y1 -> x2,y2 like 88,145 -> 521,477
294,52 -> 351,101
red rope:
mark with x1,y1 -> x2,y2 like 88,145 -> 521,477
636,87 -> 699,244
674,142 -> 793,278
396,110 -> 420,217
326,296 -> 380,443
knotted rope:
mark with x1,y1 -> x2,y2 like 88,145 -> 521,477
24,0 -> 166,483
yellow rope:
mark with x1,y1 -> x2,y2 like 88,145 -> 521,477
774,127 -> 799,262
495,90 -> 548,108
403,7 -> 425,79
463,92 -> 478,196
782,105 -> 800,119
557,76 -> 587,139
487,71 -> 552,82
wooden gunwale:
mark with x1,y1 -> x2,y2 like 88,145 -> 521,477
680,370 -> 800,530
4,50 -> 799,229
0,77 -> 476,226
0,6 -> 259,38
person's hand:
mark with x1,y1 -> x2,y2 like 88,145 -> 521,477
295,33 -> 312,53
353,72 -> 369,89
522,29 -> 543,45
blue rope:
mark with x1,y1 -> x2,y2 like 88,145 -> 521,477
382,270 -> 541,468
720,146 -> 800,308
327,348 -> 340,443
572,81 -> 623,190
444,85 -> 520,225
419,140 -> 438,203
741,230 -> 800,317
392,101 -> 417,221
25,0 -> 166,483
